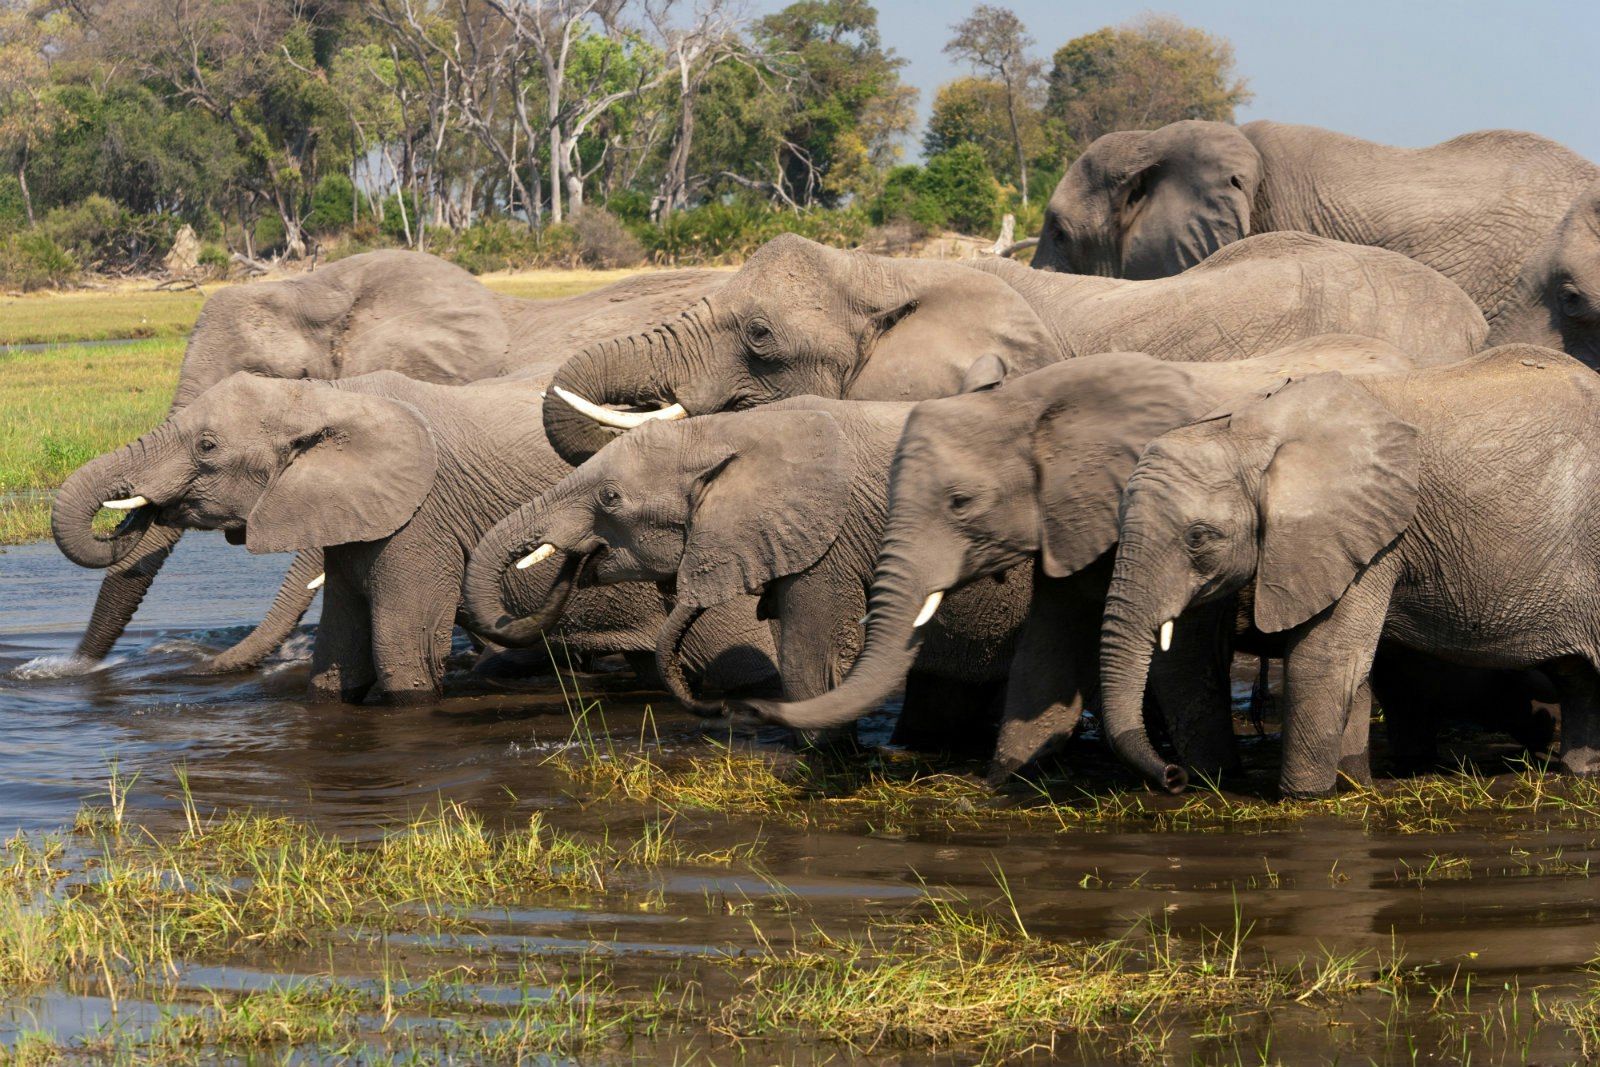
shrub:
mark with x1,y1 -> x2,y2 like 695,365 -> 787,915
252,212 -> 286,254
40,196 -> 175,270
570,207 -> 645,268
444,217 -> 551,274
636,200 -> 869,265
305,173 -> 360,235
0,231 -> 79,290
870,165 -> 946,230
603,188 -> 653,225
0,177 -> 26,234
920,145 -> 1004,236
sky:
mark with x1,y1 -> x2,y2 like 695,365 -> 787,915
746,0 -> 1600,164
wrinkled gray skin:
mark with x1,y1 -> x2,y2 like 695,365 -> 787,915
1035,119 -> 1600,364
1101,345 -> 1600,799
52,371 -> 774,704
742,337 -> 1420,781
542,231 -> 1486,465
72,250 -> 724,674
464,398 -> 1030,740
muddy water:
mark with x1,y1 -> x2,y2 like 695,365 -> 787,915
2,534 -> 1598,1064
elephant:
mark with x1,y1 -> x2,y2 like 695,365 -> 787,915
463,397 -> 1031,746
71,250 -> 726,674
1033,119 -> 1600,363
1099,344 -> 1600,799
539,230 -> 1487,465
51,370 -> 775,705
738,336 -> 1422,781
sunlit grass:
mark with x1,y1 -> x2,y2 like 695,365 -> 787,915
0,287 -> 209,345
479,264 -> 729,301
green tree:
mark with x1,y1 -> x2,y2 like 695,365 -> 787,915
943,4 -> 1041,204
1045,15 -> 1252,158
751,0 -> 918,207
923,75 -> 1052,195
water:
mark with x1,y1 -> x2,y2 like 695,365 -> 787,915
0,533 -> 1596,1063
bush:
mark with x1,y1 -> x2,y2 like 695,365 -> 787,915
636,200 -> 870,265
0,177 -> 26,235
570,207 -> 645,268
920,145 -> 1004,236
37,196 -> 175,273
870,165 -> 947,230
603,188 -> 653,225
252,212 -> 286,254
305,173 -> 360,235
0,231 -> 79,290
444,217 -> 552,274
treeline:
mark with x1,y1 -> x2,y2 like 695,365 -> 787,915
0,0 -> 1247,285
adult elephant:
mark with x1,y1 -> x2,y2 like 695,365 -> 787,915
1100,345 -> 1600,799
1032,119 -> 1600,363
463,398 -> 1029,747
71,251 -> 725,672
738,338 -> 1419,780
52,370 -> 775,704
541,231 -> 1487,464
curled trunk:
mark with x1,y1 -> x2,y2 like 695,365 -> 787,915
51,425 -> 181,569
460,516 -> 585,647
655,600 -> 725,717
543,312 -> 693,466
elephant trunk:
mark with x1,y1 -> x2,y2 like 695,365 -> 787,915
196,549 -> 325,673
543,309 -> 699,466
51,422 -> 183,569
656,600 -> 726,717
1098,537 -> 1189,794
744,533 -> 949,731
461,503 -> 587,647
72,519 -> 184,661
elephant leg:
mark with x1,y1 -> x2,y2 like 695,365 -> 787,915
307,569 -> 374,705
989,574 -> 1099,782
1278,570 -> 1394,799
770,573 -> 863,750
196,549 -> 325,674
1147,598 -> 1241,783
1337,679 -> 1375,788
73,520 -> 184,661
368,565 -> 457,706
1550,659 -> 1600,776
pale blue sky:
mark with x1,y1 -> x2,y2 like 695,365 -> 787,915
748,0 -> 1600,162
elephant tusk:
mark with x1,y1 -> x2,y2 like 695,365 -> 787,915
551,386 -> 688,430
912,591 -> 944,629
102,495 -> 149,510
516,543 -> 557,570
1159,619 -> 1174,652
306,572 -> 326,591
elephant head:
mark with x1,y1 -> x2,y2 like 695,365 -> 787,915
1033,120 -> 1262,278
172,250 -> 512,410
1487,183 -> 1600,368
1099,373 -> 1420,793
741,354 -> 1214,745
53,372 -> 439,569
465,406 -> 850,710
540,233 -> 1063,464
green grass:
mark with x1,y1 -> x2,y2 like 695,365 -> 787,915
0,288 -> 209,345
0,338 -> 183,544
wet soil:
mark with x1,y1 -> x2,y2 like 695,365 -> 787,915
1,535 -> 1597,1064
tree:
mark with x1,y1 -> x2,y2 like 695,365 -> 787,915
1045,14 -> 1252,157
943,4 -> 1039,205
0,3 -> 73,227
923,75 -> 1049,194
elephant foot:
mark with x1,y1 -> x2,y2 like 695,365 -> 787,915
1336,752 -> 1374,789
1556,746 -> 1600,776
379,684 -> 445,707
1280,783 -> 1337,801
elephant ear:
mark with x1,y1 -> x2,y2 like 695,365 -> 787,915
676,410 -> 849,608
854,262 -> 1062,397
245,382 -> 439,553
1235,374 -> 1420,633
1030,354 -> 1207,577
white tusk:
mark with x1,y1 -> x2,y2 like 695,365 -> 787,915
306,572 -> 326,591
101,495 -> 148,510
516,543 -> 557,570
551,386 -> 687,430
912,591 -> 945,629
1159,619 -> 1174,652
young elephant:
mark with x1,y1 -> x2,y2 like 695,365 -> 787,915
742,337 -> 1419,781
463,399 -> 1030,735
51,371 -> 776,704
1100,345 -> 1600,798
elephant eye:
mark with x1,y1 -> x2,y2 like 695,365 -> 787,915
745,320 -> 774,347
1560,284 -> 1587,318
197,436 -> 218,455
1183,523 -> 1222,551
948,490 -> 974,515
1229,174 -> 1245,191
599,484 -> 623,511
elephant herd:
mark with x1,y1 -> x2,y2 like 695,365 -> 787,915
46,116 -> 1600,799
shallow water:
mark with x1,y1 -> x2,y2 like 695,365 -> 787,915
1,534 -> 1597,1064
